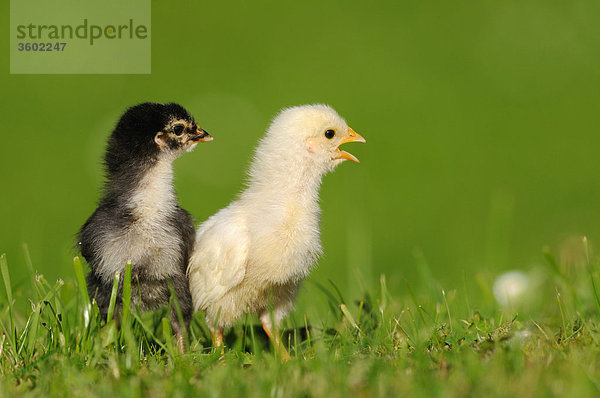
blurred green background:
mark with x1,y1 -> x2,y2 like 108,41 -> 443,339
1,0 -> 600,311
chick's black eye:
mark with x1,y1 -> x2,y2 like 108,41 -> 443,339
325,129 -> 335,139
173,125 -> 184,136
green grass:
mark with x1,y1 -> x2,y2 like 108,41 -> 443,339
2,240 -> 600,397
3,0 -> 600,296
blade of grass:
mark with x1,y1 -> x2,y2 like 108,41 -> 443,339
442,289 -> 453,334
1,254 -> 13,318
22,243 -> 37,300
37,275 -> 69,347
583,237 -> 600,316
121,262 -> 132,330
73,256 -> 90,306
119,262 -> 139,364
340,303 -> 365,336
26,301 -> 41,359
73,256 -> 92,349
543,247 -> 580,306
161,317 -> 175,359
310,281 -> 342,320
379,274 -> 389,313
403,278 -> 427,326
0,333 -> 5,367
556,288 -> 567,342
250,314 -> 260,359
393,316 -> 416,348
107,272 -> 120,323
304,314 -> 312,350
29,277 -> 63,354
129,311 -> 169,354
328,279 -> 346,305
0,253 -> 17,360
17,309 -> 34,357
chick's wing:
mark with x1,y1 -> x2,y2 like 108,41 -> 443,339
188,207 -> 249,306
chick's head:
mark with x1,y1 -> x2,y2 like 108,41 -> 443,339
263,104 -> 365,174
111,102 -> 212,161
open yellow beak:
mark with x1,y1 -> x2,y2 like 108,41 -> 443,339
336,127 -> 366,163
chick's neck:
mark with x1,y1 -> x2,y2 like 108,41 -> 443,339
104,156 -> 177,216
243,155 -> 324,217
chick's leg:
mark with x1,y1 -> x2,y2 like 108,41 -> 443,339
169,316 -> 187,353
259,310 -> 291,362
209,327 -> 224,355
259,283 -> 300,362
169,274 -> 193,353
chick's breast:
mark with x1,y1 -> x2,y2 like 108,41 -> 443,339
188,199 -> 322,329
245,211 -> 322,286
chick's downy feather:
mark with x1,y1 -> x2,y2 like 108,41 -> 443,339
188,104 -> 364,332
78,102 -> 212,346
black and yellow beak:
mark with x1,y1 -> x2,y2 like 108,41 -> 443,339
190,125 -> 213,142
335,127 -> 366,163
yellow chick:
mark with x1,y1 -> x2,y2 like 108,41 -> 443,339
187,104 -> 365,359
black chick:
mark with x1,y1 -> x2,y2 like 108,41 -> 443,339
78,102 -> 212,349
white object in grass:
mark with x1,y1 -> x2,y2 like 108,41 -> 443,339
493,271 -> 529,307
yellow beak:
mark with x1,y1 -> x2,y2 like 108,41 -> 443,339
336,127 -> 366,163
